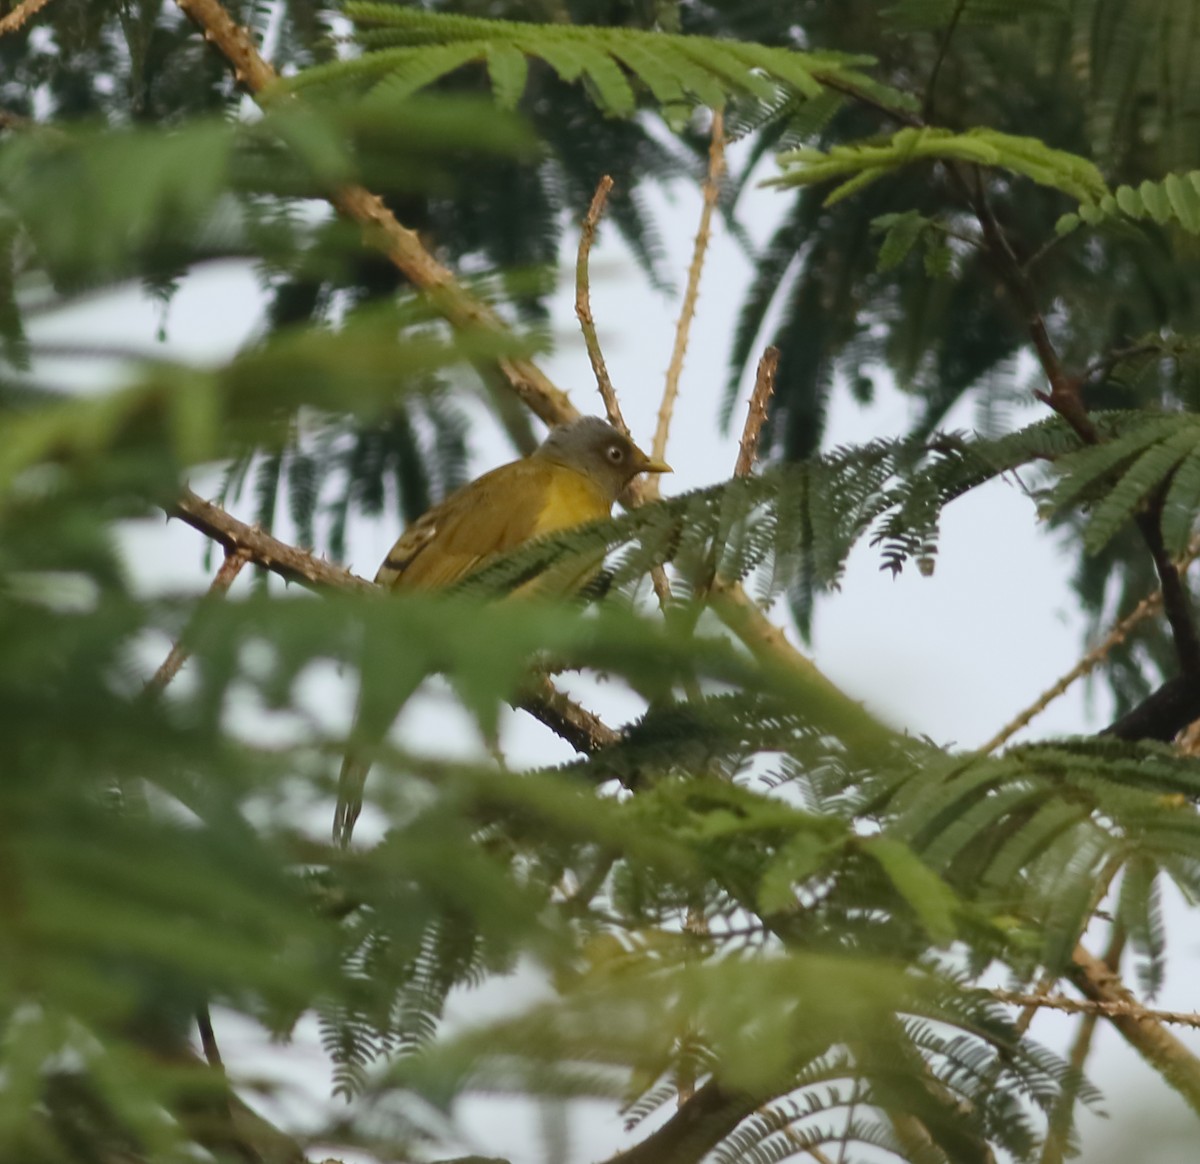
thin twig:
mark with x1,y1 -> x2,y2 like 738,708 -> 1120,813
649,109 -> 727,488
979,590 -> 1165,754
172,488 -> 375,594
0,0 -> 56,38
575,174 -> 627,434
922,0 -> 968,121
994,988 -> 1200,1031
144,547 -> 250,698
1082,342 -> 1163,385
734,346 -> 779,478
196,1006 -> 226,1071
1020,229 -> 1069,274
1011,853 -> 1125,1043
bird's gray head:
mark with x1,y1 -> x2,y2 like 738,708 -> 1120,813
536,416 -> 671,502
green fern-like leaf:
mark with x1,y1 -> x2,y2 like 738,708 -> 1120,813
288,4 -> 896,124
1045,414 -> 1200,553
1067,171 -> 1200,235
772,127 -> 1108,206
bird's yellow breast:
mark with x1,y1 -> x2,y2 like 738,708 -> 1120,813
531,465 -> 614,535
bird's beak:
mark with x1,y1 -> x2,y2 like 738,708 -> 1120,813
638,451 -> 672,474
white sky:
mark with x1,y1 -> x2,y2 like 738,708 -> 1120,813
29,164 -> 1200,1162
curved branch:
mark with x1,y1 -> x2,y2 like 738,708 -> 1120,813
173,0 -> 577,432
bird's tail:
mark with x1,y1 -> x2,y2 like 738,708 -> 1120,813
333,751 -> 371,848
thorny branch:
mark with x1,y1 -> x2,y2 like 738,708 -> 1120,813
0,0 -> 57,38
650,108 -> 727,487
979,534 -> 1200,753
144,547 -> 251,698
734,346 -> 779,478
1068,944 -> 1200,1115
993,986 -> 1200,1031
172,488 -> 375,594
575,174 -> 628,435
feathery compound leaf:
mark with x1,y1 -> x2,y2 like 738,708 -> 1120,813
1118,855 -> 1167,997
321,4 -> 892,120
873,210 -> 931,272
1081,424 -> 1200,553
771,127 -> 1107,206
486,42 -> 528,109
1074,170 -> 1200,234
861,836 -> 960,944
1042,414 -> 1200,553
1046,414 -> 1184,513
1162,443 -> 1200,554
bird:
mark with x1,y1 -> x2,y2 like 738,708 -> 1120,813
333,415 -> 671,845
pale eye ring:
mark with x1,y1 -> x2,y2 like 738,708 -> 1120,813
606,444 -> 625,464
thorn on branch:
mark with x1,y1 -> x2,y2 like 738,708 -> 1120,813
575,174 -> 627,435
0,0 -> 57,38
651,108 -> 727,487
734,346 -> 779,478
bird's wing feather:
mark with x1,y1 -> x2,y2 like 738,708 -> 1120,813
375,462 -> 542,590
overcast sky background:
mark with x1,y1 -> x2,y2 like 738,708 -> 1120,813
30,153 -> 1200,1162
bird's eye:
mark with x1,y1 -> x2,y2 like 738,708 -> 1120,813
606,444 -> 625,464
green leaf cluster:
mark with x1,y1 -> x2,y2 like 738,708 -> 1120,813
771,127 -> 1108,206
288,3 -> 890,124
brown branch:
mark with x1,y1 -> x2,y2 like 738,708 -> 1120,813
172,488 -> 375,594
1135,505 -> 1200,675
967,176 -> 1097,446
649,109 -> 726,487
569,178 -> 673,605
517,675 -> 621,756
1067,944 -> 1200,1115
144,547 -> 250,698
0,0 -> 56,38
734,346 -> 779,478
174,0 -> 577,432
575,174 -> 628,434
1038,927 -> 1125,1164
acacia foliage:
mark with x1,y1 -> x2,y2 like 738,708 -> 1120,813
5,2 -> 1200,1164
